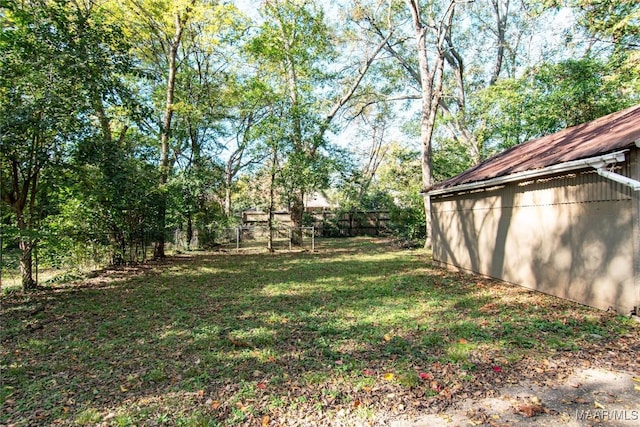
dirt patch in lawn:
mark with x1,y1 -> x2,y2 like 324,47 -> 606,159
394,360 -> 640,426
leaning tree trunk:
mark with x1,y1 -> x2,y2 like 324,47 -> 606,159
224,185 -> 232,218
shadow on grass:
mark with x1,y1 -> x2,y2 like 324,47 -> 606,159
1,238 -> 636,426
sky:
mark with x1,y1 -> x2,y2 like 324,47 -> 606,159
225,0 -> 580,157
232,0 -> 262,20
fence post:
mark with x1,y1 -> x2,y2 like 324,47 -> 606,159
311,226 -> 315,252
236,227 -> 240,253
289,228 -> 292,251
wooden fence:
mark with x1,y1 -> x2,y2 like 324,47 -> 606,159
242,210 -> 391,237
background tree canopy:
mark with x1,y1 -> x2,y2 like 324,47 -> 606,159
1,0 -> 638,289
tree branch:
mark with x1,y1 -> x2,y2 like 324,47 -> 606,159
320,29 -> 395,139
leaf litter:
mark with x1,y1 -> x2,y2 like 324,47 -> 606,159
1,238 -> 639,426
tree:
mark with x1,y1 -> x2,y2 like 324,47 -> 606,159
549,0 -> 639,53
334,106 -> 393,211
469,57 -> 637,152
404,0 -> 460,248
346,0 -> 478,246
221,78 -> 274,218
336,140 -> 425,239
247,0 -> 388,245
437,0 -> 639,165
106,0 -> 241,257
562,0 -> 640,95
168,16 -> 250,241
376,143 -> 425,240
73,128 -> 160,264
0,0 -> 133,289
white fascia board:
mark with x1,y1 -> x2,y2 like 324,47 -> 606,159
427,150 -> 629,197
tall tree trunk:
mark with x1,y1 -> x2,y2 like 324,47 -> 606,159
94,97 -> 134,260
6,156 -> 38,291
406,0 -> 457,249
438,0 -> 509,165
283,34 -> 305,246
224,187 -> 232,217
17,212 -> 36,291
224,162 -> 233,217
186,213 -> 193,250
19,241 -> 35,290
290,191 -> 304,246
267,3 -> 389,245
155,12 -> 185,258
267,147 -> 280,252
267,160 -> 276,252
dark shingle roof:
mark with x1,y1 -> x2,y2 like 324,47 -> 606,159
429,104 -> 640,192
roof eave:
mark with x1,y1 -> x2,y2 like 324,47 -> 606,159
425,150 -> 629,197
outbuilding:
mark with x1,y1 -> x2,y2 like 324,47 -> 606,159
427,104 -> 640,315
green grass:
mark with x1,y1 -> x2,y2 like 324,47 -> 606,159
1,237 -> 637,426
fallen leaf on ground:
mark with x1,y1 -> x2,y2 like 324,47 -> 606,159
517,404 -> 544,418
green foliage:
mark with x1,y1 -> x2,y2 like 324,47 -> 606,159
1,0 -> 638,279
432,136 -> 475,182
337,143 -> 425,240
470,57 -> 637,153
571,0 -> 639,53
529,59 -> 632,129
0,0 -> 141,285
463,1 -> 639,158
243,0 -> 384,235
167,164 -> 228,249
249,1 -> 336,180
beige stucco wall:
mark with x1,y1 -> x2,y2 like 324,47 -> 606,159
431,156 -> 640,314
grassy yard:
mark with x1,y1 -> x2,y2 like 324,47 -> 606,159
1,237 -> 638,426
